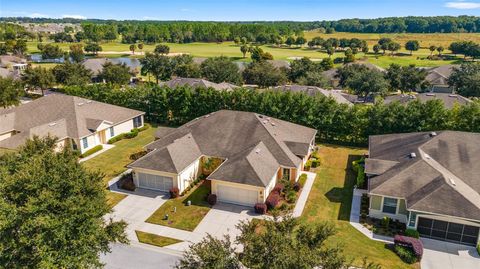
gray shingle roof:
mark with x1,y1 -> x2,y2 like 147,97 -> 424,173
272,85 -> 352,105
425,65 -> 458,85
0,94 -> 144,149
130,110 -> 316,187
383,93 -> 471,109
367,131 -> 480,221
160,78 -> 238,91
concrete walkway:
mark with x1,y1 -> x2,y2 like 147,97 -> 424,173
292,171 -> 317,217
421,238 -> 480,269
78,144 -> 115,163
349,188 -> 393,243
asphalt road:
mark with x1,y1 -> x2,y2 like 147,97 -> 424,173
101,243 -> 182,269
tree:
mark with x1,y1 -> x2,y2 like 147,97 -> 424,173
344,48 -> 355,63
326,46 -> 335,58
297,71 -> 330,87
250,47 -> 273,62
129,44 -> 136,55
171,54 -> 201,78
339,64 -> 389,97
154,44 -> 170,55
437,46 -> 444,56
240,44 -> 249,58
378,37 -> 392,54
176,216 -> 373,269
69,44 -> 84,63
405,40 -> 419,55
52,61 -> 92,86
288,57 -> 323,82
448,63 -> 480,97
373,44 -> 380,55
285,36 -> 295,47
22,66 -> 55,96
99,62 -> 132,85
0,77 -> 23,108
387,42 -> 401,56
84,43 -> 102,55
138,43 -> 144,54
386,64 -> 427,93
429,45 -> 437,56
0,137 -> 127,268
39,44 -> 63,59
200,56 -> 242,85
243,61 -> 287,88
12,39 -> 27,55
140,53 -> 173,83
233,37 -> 241,45
295,36 -> 307,47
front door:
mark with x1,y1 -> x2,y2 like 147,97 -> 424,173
99,130 -> 107,144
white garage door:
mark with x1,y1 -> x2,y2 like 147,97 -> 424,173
217,184 -> 258,206
137,173 -> 173,192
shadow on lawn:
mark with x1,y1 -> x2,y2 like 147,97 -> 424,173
324,154 -> 364,221
181,181 -> 211,208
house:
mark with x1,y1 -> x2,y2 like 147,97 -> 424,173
382,93 -> 471,109
128,110 -> 316,206
366,131 -> 480,246
321,62 -> 385,88
424,65 -> 458,93
0,94 -> 145,154
272,85 -> 352,106
81,58 -> 138,82
160,77 -> 239,92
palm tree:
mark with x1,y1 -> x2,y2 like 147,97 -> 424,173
437,46 -> 444,56
138,43 -> 144,55
429,45 -> 437,56
129,44 -> 136,55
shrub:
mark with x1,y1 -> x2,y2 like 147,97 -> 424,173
477,244 -> 480,255
124,128 -> 139,139
129,150 -> 148,161
254,203 -> 267,214
394,235 -> 423,260
293,182 -> 301,192
352,157 -> 366,187
138,124 -> 150,132
382,216 -> 391,228
394,245 -> 417,264
118,173 -> 135,191
311,159 -> 320,168
207,194 -> 217,205
108,133 -> 126,144
404,228 -> 420,239
286,190 -> 297,203
272,183 -> 284,194
79,145 -> 103,158
169,187 -> 180,198
266,192 -> 280,209
304,160 -> 312,170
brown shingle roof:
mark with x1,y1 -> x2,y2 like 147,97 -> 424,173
160,78 -> 238,91
272,85 -> 352,105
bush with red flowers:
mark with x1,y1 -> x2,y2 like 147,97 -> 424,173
254,203 -> 267,214
394,235 -> 423,260
169,187 -> 180,198
272,183 -> 284,194
266,192 -> 280,209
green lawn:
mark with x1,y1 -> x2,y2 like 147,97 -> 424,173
82,125 -> 157,207
146,182 -> 211,231
135,230 -> 182,247
300,144 -> 417,269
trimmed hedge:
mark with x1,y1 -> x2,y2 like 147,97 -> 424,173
169,187 -> 180,198
130,150 -> 148,161
108,124 -> 150,144
124,128 -> 139,139
207,194 -> 217,205
404,228 -> 420,239
254,203 -> 267,214
80,145 -> 103,158
266,192 -> 280,210
394,235 -> 423,260
394,245 -> 417,264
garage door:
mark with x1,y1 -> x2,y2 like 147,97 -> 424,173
417,217 -> 479,246
217,184 -> 258,206
137,173 -> 173,192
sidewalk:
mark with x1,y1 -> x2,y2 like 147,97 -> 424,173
349,188 -> 393,243
292,171 -> 316,217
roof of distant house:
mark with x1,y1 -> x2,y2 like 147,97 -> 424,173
382,93 -> 471,109
367,131 -> 480,221
425,65 -> 458,85
160,77 -> 239,91
0,94 -> 144,149
129,110 -> 316,187
272,85 -> 352,105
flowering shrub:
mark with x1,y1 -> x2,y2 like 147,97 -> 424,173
272,183 -> 284,194
266,193 -> 280,209
254,203 -> 267,214
394,235 -> 423,260
169,187 -> 180,198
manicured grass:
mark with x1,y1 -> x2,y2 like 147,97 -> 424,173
135,230 -> 182,247
82,125 -> 157,208
300,144 -> 417,269
146,182 -> 211,231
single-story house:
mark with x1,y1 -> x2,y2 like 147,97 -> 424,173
366,131 -> 480,246
0,94 -> 145,154
321,62 -> 385,88
424,65 -> 458,93
160,77 -> 239,92
128,110 -> 316,206
272,85 -> 352,106
382,92 -> 471,109
81,58 -> 138,82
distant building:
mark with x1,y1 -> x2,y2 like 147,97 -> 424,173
160,77 -> 239,91
81,58 -> 138,82
424,65 -> 458,93
382,92 -> 471,109
272,85 -> 352,106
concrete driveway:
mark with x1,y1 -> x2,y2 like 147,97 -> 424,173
421,238 -> 480,269
101,243 -> 181,269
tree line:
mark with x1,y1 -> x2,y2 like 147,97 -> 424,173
63,84 -> 480,146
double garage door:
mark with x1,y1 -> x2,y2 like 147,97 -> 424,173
417,217 -> 479,246
217,184 -> 258,206
137,173 -> 173,192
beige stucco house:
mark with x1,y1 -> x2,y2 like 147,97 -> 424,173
0,94 -> 144,154
128,110 -> 316,206
366,131 -> 480,246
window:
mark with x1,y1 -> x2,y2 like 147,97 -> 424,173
109,127 -> 114,137
408,212 -> 417,227
82,137 -> 88,149
382,197 -> 397,214
133,116 -> 143,128
283,168 -> 290,180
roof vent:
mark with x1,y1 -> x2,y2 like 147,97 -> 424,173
48,122 -> 57,127
449,178 -> 456,186
426,93 -> 435,96
86,100 -> 92,103
77,102 -> 84,106
258,115 -> 264,119
430,132 -> 437,137
205,114 -> 210,118
448,94 -> 457,97
271,122 -> 276,126
263,120 -> 268,124
410,152 -> 417,158
255,148 -> 261,154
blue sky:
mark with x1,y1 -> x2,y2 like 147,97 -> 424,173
1,0 -> 479,21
